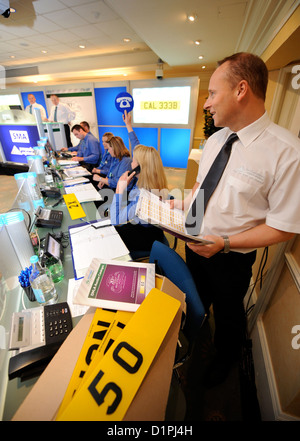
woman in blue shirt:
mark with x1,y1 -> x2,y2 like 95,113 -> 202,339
93,135 -> 132,190
92,132 -> 114,177
110,144 -> 169,254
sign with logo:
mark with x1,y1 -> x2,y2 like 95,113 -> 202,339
115,92 -> 134,114
0,124 -> 39,163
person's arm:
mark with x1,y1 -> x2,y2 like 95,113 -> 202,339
123,110 -> 140,149
75,138 -> 100,163
188,224 -> 295,258
169,182 -> 200,211
111,174 -> 139,225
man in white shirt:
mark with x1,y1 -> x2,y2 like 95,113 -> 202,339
172,52 -> 300,387
25,93 -> 47,121
48,94 -> 76,147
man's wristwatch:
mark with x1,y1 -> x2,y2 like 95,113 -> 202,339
221,235 -> 230,253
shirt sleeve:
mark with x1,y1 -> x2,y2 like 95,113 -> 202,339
83,137 -> 101,164
110,188 -> 140,225
107,157 -> 132,188
128,131 -> 140,149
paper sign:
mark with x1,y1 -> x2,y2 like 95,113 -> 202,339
63,193 -> 86,219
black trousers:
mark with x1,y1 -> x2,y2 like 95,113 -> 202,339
185,245 -> 256,360
115,222 -> 165,252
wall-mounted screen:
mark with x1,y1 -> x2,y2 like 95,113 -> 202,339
0,124 -> 39,163
132,86 -> 191,125
0,94 -> 21,110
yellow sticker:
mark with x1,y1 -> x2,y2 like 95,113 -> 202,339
63,193 -> 86,220
57,289 -> 180,421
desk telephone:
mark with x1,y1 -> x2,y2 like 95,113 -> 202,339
35,205 -> 63,228
8,302 -> 73,381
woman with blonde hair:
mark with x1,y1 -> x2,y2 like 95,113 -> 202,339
110,144 -> 169,254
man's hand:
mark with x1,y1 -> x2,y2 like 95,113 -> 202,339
72,156 -> 83,161
187,235 -> 224,258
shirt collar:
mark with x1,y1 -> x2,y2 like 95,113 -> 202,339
236,111 -> 270,148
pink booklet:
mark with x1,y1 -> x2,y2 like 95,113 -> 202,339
73,258 -> 156,312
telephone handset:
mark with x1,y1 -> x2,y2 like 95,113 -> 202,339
8,302 -> 72,381
129,165 -> 141,177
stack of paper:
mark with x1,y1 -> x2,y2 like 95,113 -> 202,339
69,220 -> 130,279
63,177 -> 90,186
64,182 -> 102,203
64,166 -> 91,177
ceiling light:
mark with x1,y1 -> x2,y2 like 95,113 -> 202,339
9,55 -> 15,58
123,38 -> 131,43
198,55 -> 203,60
202,66 -> 206,69
79,45 -> 85,49
41,50 -> 47,54
187,13 -> 197,22
194,40 -> 201,45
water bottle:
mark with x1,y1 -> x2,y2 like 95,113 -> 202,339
29,255 -> 58,305
44,165 -> 54,185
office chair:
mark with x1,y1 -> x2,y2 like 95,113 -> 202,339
149,240 -> 206,369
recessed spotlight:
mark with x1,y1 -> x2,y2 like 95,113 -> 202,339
41,50 -> 47,54
187,14 -> 197,22
198,55 -> 204,60
9,55 -> 15,58
123,38 -> 131,43
194,40 -> 201,45
202,65 -> 206,69
79,45 -> 85,49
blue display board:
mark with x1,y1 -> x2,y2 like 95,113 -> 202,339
0,124 -> 39,163
21,91 -> 48,118
160,128 -> 191,168
94,87 -> 126,126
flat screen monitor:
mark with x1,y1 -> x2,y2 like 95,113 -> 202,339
132,86 -> 191,125
0,124 -> 39,163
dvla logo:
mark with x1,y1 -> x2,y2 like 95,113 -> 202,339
9,130 -> 30,143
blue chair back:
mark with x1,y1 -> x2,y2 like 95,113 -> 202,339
149,240 -> 206,343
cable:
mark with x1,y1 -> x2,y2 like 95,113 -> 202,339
245,246 -> 269,317
6,207 -> 31,232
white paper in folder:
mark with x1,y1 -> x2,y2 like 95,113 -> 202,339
69,219 -> 130,279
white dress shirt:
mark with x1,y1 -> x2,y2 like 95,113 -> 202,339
194,112 -> 300,251
25,102 -> 46,119
48,101 -> 75,124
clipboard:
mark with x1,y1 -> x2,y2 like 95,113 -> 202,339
68,219 -> 130,280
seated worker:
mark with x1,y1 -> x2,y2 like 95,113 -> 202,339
92,132 -> 114,177
62,124 -> 101,173
93,135 -> 132,191
110,144 -> 169,254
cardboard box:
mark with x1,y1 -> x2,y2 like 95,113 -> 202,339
12,276 -> 186,421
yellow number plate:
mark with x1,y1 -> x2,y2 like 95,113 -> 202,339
57,288 -> 180,421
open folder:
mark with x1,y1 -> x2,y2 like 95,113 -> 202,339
68,219 -> 130,279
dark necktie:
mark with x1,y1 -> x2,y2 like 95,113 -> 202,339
29,105 -> 32,114
54,106 -> 58,122
185,132 -> 238,236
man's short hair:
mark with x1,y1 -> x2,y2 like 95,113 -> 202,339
218,52 -> 268,101
71,124 -> 84,132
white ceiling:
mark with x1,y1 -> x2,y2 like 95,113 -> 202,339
0,0 -> 298,87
